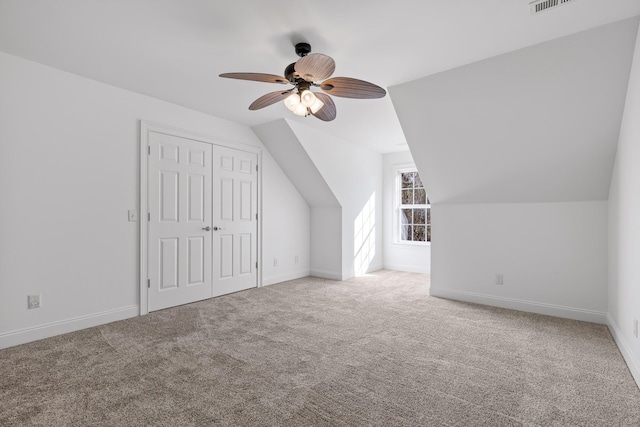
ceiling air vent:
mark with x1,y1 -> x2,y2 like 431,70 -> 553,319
530,0 -> 579,15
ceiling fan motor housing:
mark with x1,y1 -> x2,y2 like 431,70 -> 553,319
286,43 -> 314,82
284,62 -> 297,83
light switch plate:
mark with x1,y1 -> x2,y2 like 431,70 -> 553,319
128,210 -> 137,222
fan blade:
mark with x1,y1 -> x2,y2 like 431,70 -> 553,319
320,77 -> 386,99
219,72 -> 289,85
295,54 -> 335,82
311,93 -> 336,122
248,90 -> 293,110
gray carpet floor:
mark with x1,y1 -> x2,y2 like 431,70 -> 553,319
1,270 -> 639,426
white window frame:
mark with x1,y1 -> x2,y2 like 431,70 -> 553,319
395,167 -> 430,246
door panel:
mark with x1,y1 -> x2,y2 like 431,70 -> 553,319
220,179 -> 233,220
160,171 -> 178,221
148,132 -> 212,311
188,174 -> 205,221
187,236 -> 205,285
239,233 -> 251,275
219,235 -> 233,278
240,181 -> 252,220
212,146 -> 258,296
160,238 -> 178,289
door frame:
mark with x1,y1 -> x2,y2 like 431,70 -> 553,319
139,120 -> 262,315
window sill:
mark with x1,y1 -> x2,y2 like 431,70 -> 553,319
392,241 -> 431,248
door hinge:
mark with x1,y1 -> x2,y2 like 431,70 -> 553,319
148,212 -> 150,221
148,146 -> 151,155
255,213 -> 258,220
256,164 -> 258,172
147,278 -> 150,288
256,262 -> 258,269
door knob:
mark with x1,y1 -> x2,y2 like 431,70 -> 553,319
213,226 -> 225,231
202,226 -> 212,231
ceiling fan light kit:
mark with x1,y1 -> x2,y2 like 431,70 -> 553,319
300,90 -> 317,108
283,90 -> 325,117
220,42 -> 386,121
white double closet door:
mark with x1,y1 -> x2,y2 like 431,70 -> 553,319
147,132 -> 257,312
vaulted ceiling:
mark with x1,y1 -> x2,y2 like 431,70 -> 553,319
390,17 -> 639,204
1,0 -> 639,153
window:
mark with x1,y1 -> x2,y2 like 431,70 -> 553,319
398,170 -> 430,243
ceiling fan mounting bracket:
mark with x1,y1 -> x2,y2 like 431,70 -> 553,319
295,42 -> 311,57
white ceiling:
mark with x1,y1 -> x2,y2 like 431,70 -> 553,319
0,0 -> 639,153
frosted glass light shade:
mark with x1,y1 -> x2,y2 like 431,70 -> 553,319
292,103 -> 308,116
300,90 -> 317,108
284,93 -> 300,111
309,98 -> 324,114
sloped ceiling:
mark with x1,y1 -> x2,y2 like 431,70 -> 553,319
0,1 -> 639,153
389,17 -> 639,204
253,119 -> 340,208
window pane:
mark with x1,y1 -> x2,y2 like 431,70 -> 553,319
398,170 -> 430,244
402,190 -> 413,205
401,209 -> 412,225
401,225 -> 412,241
414,174 -> 423,188
401,172 -> 414,189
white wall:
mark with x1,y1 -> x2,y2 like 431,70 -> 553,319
0,51 -> 310,347
288,120 -> 384,279
608,24 -> 640,386
382,151 -> 430,273
431,202 -> 608,323
253,119 -> 341,280
310,207 -> 343,280
261,147 -> 311,286
387,20 -> 633,335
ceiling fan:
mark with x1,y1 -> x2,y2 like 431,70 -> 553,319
219,43 -> 386,122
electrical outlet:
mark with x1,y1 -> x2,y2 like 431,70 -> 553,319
634,318 -> 638,338
28,294 -> 41,309
273,258 -> 278,267
294,255 -> 299,264
495,274 -> 504,285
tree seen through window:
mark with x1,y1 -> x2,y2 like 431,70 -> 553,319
399,171 -> 430,242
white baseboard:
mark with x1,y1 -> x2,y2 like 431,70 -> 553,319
383,263 -> 430,274
607,314 -> 640,389
429,287 -> 607,324
310,269 -> 343,281
366,263 -> 384,274
0,305 -> 139,349
262,269 -> 310,287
